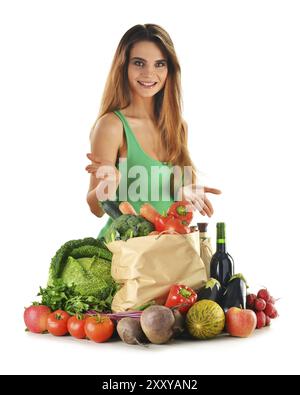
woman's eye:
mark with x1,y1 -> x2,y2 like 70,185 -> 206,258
134,61 -> 144,67
133,61 -> 166,68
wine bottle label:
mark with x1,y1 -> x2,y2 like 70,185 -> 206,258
217,238 -> 225,244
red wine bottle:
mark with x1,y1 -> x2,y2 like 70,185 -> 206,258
210,223 -> 234,289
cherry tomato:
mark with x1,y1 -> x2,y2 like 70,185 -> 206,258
84,315 -> 114,343
164,218 -> 190,234
67,315 -> 87,339
47,310 -> 70,336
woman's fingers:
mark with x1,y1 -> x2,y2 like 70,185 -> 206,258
203,186 -> 222,195
85,164 -> 97,171
86,153 -> 114,166
204,196 -> 214,216
86,153 -> 102,163
193,199 -> 212,217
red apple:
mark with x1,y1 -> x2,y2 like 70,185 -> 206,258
24,305 -> 51,333
226,307 -> 257,338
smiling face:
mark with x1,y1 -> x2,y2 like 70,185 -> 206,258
127,40 -> 168,98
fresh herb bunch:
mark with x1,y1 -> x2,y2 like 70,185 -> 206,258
34,279 -> 115,315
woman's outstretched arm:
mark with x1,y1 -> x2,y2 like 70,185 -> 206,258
86,113 -> 123,217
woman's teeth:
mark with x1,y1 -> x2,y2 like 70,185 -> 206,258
138,81 -> 157,88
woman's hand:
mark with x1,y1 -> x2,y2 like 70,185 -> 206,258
178,185 -> 222,217
85,153 -> 120,180
85,153 -> 121,200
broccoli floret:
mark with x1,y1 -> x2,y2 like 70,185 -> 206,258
137,220 -> 154,236
104,214 -> 154,243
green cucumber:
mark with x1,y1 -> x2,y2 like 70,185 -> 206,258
100,200 -> 122,219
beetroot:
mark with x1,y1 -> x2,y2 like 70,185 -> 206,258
255,298 -> 267,312
256,311 -> 266,329
246,294 -> 257,309
257,289 -> 271,302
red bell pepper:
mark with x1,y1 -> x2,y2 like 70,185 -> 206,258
164,218 -> 190,234
167,201 -> 194,225
165,284 -> 197,313
153,214 -> 170,232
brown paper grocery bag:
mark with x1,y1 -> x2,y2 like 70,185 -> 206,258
199,234 -> 213,278
105,231 -> 208,312
197,223 -> 213,278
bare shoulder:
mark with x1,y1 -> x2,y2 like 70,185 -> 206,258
90,112 -> 123,145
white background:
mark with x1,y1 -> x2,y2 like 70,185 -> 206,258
1,0 -> 299,375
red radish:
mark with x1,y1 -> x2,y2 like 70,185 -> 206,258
257,288 -> 271,303
269,308 -> 279,319
246,294 -> 257,309
140,203 -> 160,224
256,311 -> 266,329
265,315 -> 271,326
119,201 -> 137,215
255,298 -> 267,312
264,303 -> 278,319
264,302 -> 275,317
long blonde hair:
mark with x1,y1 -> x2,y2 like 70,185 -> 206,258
91,24 -> 197,185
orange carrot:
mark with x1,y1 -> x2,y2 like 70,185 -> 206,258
140,203 -> 160,224
119,201 -> 137,215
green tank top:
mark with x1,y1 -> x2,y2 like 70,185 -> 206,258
97,110 -> 175,239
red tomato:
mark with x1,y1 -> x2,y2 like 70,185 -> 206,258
67,315 -> 87,339
47,310 -> 70,336
164,218 -> 190,234
153,215 -> 170,232
84,315 -> 114,343
24,305 -> 51,333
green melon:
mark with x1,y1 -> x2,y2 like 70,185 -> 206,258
186,300 -> 225,340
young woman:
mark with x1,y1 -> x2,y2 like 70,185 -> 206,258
86,24 -> 221,239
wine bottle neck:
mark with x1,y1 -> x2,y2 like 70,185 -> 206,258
216,242 -> 226,253
216,222 -> 226,252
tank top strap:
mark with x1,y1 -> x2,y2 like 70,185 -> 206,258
113,110 -> 141,159
114,109 -> 172,166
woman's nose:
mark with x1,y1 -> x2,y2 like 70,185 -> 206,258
140,65 -> 156,76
